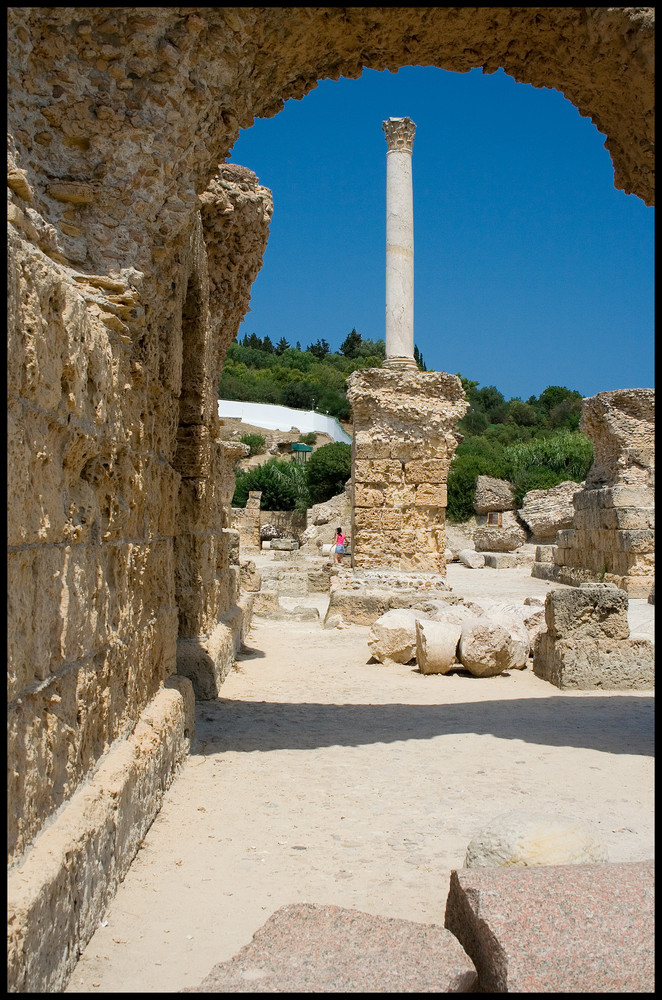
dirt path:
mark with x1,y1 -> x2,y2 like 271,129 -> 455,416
65,567 -> 654,993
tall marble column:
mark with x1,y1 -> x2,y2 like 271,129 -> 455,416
382,117 -> 417,370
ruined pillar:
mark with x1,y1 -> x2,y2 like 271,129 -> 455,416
531,389 -> 655,597
347,369 -> 467,573
383,117 -> 418,370
345,118 -> 467,574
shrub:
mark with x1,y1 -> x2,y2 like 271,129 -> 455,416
306,442 -> 351,505
504,430 -> 594,505
232,459 -> 310,511
239,432 -> 266,456
299,432 -> 317,445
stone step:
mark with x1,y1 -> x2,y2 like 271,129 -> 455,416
444,860 -> 654,993
182,903 -> 477,993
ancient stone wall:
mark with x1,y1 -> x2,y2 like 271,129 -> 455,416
532,390 -> 655,597
7,165 -> 271,869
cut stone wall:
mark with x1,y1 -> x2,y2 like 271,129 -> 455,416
7,160 -> 271,989
532,390 -> 654,596
347,369 -> 467,572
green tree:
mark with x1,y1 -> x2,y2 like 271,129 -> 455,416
507,399 -> 539,427
340,328 -> 362,358
459,408 -> 489,435
306,442 -> 352,504
275,337 -> 290,355
307,338 -> 330,359
282,380 -> 316,409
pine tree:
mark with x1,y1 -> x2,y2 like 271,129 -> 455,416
340,328 -> 362,358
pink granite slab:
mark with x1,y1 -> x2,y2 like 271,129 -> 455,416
444,860 -> 654,993
183,902 -> 478,993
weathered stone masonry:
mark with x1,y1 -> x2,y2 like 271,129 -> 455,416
6,6 -> 655,992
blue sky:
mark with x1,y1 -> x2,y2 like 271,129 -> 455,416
228,66 -> 654,402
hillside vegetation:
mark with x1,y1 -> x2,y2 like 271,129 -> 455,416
224,330 -> 593,515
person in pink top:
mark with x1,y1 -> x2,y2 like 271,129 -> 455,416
333,527 -> 348,565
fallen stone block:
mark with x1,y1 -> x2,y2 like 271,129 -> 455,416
464,810 -> 608,868
415,618 -> 462,674
368,608 -> 430,664
483,552 -> 519,569
184,902 -> 477,993
482,612 -> 530,668
444,860 -> 654,993
458,548 -> 485,569
269,538 -> 299,551
518,480 -> 581,538
544,583 -> 630,641
458,619 -> 518,677
533,633 -> 654,689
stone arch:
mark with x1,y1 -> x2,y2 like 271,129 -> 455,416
7,8 -> 654,277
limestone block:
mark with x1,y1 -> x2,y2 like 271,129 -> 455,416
473,511 -> 527,552
581,388 -> 654,488
353,484 -> 385,507
458,620 -> 518,677
518,480 -> 581,538
353,508 -> 403,531
464,811 -> 608,868
413,484 -> 447,506
239,560 -> 261,592
415,619 -> 462,674
533,632 -> 654,689
535,544 -> 555,563
354,459 -> 403,485
458,549 -> 485,569
404,459 -> 449,483
544,584 -> 630,641
615,528 -> 655,553
473,476 -> 515,514
483,553 -> 518,569
368,608 -> 430,664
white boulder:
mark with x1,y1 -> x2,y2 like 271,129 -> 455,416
458,549 -> 485,569
464,810 -> 608,868
458,619 -> 519,677
367,608 -> 430,665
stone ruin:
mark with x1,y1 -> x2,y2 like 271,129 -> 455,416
6,7 -> 655,992
347,368 -> 467,573
532,389 -> 655,598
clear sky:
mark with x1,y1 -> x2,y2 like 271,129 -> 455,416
227,66 -> 654,402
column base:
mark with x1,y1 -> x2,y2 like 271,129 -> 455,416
383,356 -> 418,371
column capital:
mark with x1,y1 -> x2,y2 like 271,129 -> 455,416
382,117 -> 416,153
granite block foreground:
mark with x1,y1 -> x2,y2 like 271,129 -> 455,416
182,902 -> 478,992
444,860 -> 654,993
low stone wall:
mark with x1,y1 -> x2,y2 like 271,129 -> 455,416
7,677 -> 195,992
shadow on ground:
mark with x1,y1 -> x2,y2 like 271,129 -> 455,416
193,695 -> 653,758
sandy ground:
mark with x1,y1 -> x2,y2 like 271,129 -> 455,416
65,565 -> 654,994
